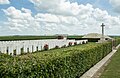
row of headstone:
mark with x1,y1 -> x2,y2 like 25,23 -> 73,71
0,39 -> 88,55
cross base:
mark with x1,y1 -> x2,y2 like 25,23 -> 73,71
97,40 -> 107,43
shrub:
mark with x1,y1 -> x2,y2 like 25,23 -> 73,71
61,45 -> 66,48
21,47 -> 24,55
114,38 -> 120,47
36,46 -> 38,51
86,41 -> 88,44
10,53 -> 12,55
44,44 -> 49,50
57,36 -> 64,39
74,42 -> 77,45
27,48 -> 29,53
55,45 -> 59,49
13,49 -> 16,56
82,41 -> 85,44
68,42 -> 72,46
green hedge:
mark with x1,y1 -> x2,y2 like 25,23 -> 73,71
0,42 -> 112,78
67,38 -> 101,42
114,38 -> 120,46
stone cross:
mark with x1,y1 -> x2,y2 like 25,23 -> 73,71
101,23 -> 105,40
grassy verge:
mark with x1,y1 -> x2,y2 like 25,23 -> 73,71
100,48 -> 120,78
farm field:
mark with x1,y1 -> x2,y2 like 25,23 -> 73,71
0,35 -> 120,41
0,36 -> 57,41
110,36 -> 120,39
0,35 -> 83,41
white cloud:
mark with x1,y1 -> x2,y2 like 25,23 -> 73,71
2,0 -> 120,35
109,0 -> 120,13
2,6 -> 40,34
35,13 -> 60,23
29,0 -> 81,16
21,8 -> 32,14
29,0 -> 64,10
0,0 -> 10,4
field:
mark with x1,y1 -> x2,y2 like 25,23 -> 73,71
0,35 -> 119,41
0,36 -> 57,41
0,35 -> 83,41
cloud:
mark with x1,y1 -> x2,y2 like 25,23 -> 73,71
35,13 -> 60,23
21,8 -> 32,14
0,0 -> 10,4
109,0 -> 120,13
2,6 -> 40,34
29,0 -> 120,35
2,0 -> 120,35
29,0 -> 81,16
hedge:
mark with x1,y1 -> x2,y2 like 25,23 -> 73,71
0,42 -> 112,78
114,38 -> 120,47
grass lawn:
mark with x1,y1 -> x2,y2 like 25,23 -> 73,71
100,48 -> 120,78
19,42 -> 96,59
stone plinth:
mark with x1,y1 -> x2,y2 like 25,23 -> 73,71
98,40 -> 107,43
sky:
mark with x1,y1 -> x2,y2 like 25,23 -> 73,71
0,0 -> 120,36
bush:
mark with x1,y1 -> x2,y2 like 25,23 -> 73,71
0,42 -> 112,78
21,47 -> 24,55
61,45 -> 66,48
86,41 -> 88,44
55,45 -> 59,49
74,42 -> 77,45
13,49 -> 16,56
57,36 -> 64,39
68,42 -> 72,46
114,38 -> 120,47
82,41 -> 85,44
44,44 -> 49,50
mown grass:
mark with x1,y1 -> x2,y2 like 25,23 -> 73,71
19,42 -> 96,60
100,48 -> 120,78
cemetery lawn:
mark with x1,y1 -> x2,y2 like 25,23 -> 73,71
19,42 -> 96,59
100,48 -> 120,78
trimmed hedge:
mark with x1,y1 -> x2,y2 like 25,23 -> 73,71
67,38 -> 100,42
114,38 -> 120,47
0,42 -> 112,78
